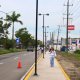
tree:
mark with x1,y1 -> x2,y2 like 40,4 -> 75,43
6,11 -> 23,49
3,22 -> 11,49
3,22 -> 11,37
15,28 -> 34,48
0,20 -> 4,33
0,20 -> 11,48
37,40 -> 43,46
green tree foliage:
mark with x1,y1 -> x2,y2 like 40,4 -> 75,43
6,11 -> 23,48
0,20 -> 4,33
0,38 -> 13,49
3,22 -> 11,34
0,19 -> 11,49
5,39 -> 13,49
15,27 -> 43,48
15,28 -> 34,48
0,19 -> 11,35
37,40 -> 43,46
0,38 -> 5,45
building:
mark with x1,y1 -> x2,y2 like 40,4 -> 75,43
61,38 -> 80,51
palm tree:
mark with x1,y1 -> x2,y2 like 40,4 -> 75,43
6,11 -> 23,49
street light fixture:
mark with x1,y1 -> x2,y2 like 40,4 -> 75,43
38,13 -> 49,58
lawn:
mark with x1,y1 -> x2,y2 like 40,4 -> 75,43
61,51 -> 80,61
0,48 -> 22,55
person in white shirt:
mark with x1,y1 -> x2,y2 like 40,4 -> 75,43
49,47 -> 56,67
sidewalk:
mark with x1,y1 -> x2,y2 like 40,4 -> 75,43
24,51 -> 70,80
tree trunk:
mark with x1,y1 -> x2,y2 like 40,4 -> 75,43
12,22 -> 14,49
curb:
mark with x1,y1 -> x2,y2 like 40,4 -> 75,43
20,54 -> 43,80
20,63 -> 35,80
55,58 -> 71,80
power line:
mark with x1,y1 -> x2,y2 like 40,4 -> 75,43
68,1 -> 80,25
69,0 -> 75,11
70,1 -> 80,14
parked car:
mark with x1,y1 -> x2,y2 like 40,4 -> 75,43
0,45 -> 4,49
27,46 -> 34,52
60,46 -> 67,51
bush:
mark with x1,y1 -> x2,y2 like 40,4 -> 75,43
0,48 -> 21,55
74,50 -> 80,54
9,48 -> 21,52
0,50 -> 10,55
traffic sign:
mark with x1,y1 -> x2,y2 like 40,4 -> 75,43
16,38 -> 20,44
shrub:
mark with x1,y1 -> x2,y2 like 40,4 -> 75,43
74,50 -> 80,54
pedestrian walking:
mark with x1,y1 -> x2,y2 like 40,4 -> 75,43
41,47 -> 44,53
49,47 -> 56,67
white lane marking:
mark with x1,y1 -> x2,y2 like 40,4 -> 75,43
14,57 -> 18,60
0,63 -> 3,65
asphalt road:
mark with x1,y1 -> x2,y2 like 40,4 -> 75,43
0,50 -> 41,80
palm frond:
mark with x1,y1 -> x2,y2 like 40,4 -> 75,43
17,20 -> 23,25
16,14 -> 21,18
6,15 -> 12,22
3,22 -> 11,29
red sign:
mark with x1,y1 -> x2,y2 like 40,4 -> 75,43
68,25 -> 75,30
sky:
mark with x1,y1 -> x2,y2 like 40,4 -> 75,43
0,0 -> 80,41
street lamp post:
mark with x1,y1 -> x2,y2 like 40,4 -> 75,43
45,26 -> 49,51
34,0 -> 38,75
38,13 -> 49,58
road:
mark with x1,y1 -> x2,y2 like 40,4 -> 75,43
0,51 -> 41,80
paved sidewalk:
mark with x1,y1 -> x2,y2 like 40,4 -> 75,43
26,51 -> 70,80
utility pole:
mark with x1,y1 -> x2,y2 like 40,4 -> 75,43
64,0 -> 73,52
50,32 -> 51,43
67,0 -> 70,52
52,32 -> 54,47
56,25 -> 60,50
